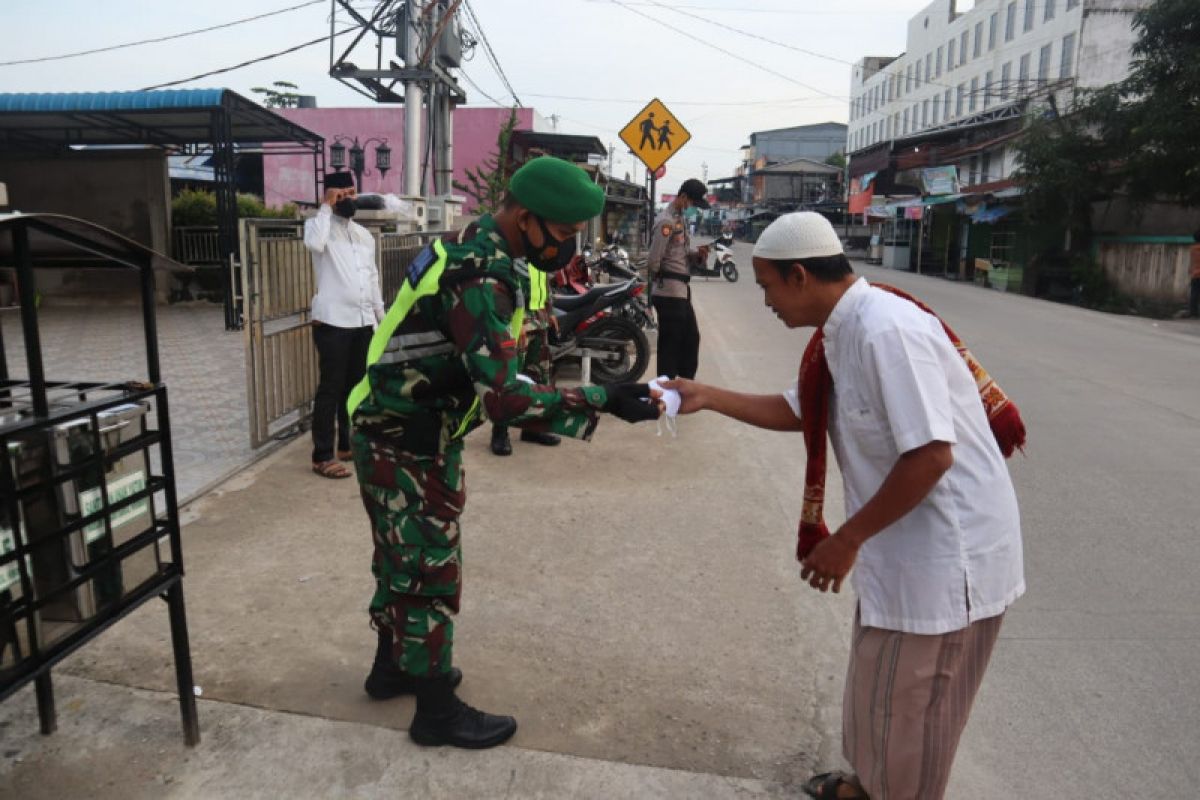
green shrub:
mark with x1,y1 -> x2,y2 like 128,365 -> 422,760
171,189 -> 297,226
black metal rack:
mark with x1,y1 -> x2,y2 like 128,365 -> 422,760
0,214 -> 198,746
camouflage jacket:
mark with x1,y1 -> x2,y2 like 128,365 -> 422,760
352,214 -> 604,455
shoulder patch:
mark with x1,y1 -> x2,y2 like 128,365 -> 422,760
406,245 -> 438,287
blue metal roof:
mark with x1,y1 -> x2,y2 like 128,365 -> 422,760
0,89 -> 225,113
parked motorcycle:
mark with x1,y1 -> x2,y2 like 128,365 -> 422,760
549,278 -> 650,383
559,250 -> 656,333
689,232 -> 738,282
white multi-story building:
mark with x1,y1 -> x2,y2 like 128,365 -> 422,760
847,0 -> 1150,184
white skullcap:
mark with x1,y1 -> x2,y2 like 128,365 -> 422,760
752,212 -> 844,261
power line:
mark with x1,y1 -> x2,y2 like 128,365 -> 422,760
458,68 -> 508,107
524,92 -> 841,107
461,0 -> 522,106
583,0 -> 908,14
0,0 -> 325,68
138,29 -> 356,92
607,0 -> 844,100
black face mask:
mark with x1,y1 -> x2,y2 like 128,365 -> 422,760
521,215 -> 577,272
334,197 -> 357,219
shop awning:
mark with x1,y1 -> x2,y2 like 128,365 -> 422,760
971,205 -> 1015,224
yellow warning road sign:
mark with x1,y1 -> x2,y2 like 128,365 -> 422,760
618,98 -> 691,173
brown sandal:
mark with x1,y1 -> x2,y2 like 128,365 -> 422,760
803,771 -> 869,799
312,460 -> 352,479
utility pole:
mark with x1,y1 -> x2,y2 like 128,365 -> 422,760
328,1 -> 468,203
402,0 -> 425,197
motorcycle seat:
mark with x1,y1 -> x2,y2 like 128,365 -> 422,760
552,280 -> 633,311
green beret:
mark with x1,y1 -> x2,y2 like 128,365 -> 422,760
508,156 -> 605,223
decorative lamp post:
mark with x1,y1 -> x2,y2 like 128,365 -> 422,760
329,135 -> 392,191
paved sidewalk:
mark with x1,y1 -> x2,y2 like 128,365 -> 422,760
1,303 -> 260,502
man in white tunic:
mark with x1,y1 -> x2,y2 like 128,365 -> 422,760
665,212 -> 1024,800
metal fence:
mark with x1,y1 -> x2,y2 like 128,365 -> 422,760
240,221 -> 446,448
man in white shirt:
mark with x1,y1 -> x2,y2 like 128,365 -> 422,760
304,172 -> 385,479
665,212 -> 1023,800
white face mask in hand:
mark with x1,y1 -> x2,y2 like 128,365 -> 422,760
648,376 -> 680,437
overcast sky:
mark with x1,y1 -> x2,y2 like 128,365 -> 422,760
0,0 -> 952,191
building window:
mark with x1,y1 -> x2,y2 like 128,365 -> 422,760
1001,61 -> 1012,98
1045,0 -> 1056,22
1019,52 -> 1031,91
913,103 -> 920,130
984,69 -> 994,108
903,108 -> 909,135
1067,0 -> 1080,8
925,53 -> 933,86
1024,0 -> 1035,32
915,60 -> 923,89
1038,43 -> 1052,83
956,83 -> 965,115
1060,32 -> 1076,79
969,77 -> 978,112
922,99 -> 929,127
947,39 -> 956,72
906,64 -> 912,94
932,94 -> 941,122
960,31 -> 969,65
989,12 -> 998,50
969,156 -> 979,185
944,89 -> 953,120
1005,2 -> 1016,41
974,22 -> 983,58
982,151 -> 993,183
936,45 -> 944,76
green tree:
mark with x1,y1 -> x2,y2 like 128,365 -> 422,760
1113,0 -> 1200,206
251,81 -> 302,109
823,151 -> 847,170
453,108 -> 520,214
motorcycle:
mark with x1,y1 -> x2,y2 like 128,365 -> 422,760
549,278 -> 650,384
559,250 -> 656,333
688,232 -> 739,282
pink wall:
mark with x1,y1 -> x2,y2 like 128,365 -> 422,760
264,107 -> 534,212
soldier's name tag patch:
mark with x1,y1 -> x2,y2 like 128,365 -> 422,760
406,246 -> 437,287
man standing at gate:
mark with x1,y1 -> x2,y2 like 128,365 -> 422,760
350,156 -> 660,749
304,171 -> 384,479
647,178 -> 709,379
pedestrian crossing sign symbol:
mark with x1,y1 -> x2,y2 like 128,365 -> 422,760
619,98 -> 691,173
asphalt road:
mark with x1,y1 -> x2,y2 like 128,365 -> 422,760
687,240 -> 1200,798
3,239 -> 1197,798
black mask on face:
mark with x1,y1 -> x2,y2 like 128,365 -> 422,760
334,197 -> 357,219
521,215 -> 577,271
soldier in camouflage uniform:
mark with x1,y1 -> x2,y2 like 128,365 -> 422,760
489,260 -> 561,455
350,157 -> 661,749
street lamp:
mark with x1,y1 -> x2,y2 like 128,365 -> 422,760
328,135 -> 391,190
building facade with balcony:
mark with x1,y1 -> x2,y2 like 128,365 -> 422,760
847,0 -> 1150,186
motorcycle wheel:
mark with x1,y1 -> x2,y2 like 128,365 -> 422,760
723,262 -> 739,282
582,316 -> 650,384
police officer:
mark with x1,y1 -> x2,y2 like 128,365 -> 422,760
647,178 -> 709,380
351,157 -> 661,750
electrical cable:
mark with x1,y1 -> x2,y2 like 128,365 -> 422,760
606,0 -> 843,100
138,29 -> 356,92
458,69 -> 508,107
1,0 -> 325,67
461,0 -> 522,105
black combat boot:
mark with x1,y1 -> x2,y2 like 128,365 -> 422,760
490,424 -> 512,456
519,430 -> 561,446
364,628 -> 461,700
409,675 -> 518,749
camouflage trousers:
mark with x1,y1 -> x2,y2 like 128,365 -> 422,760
352,430 -> 465,678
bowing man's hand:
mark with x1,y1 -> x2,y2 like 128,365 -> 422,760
799,533 -> 860,594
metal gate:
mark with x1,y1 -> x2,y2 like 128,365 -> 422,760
241,220 -> 444,448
